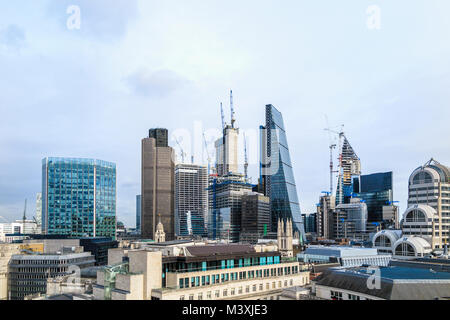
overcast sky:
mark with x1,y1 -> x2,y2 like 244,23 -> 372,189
1,1 -> 449,227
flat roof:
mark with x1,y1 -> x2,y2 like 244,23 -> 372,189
344,266 -> 450,281
144,240 -> 193,246
315,266 -> 450,300
302,246 -> 379,258
186,244 -> 256,257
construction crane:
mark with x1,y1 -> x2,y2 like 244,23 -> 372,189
324,117 -> 345,195
0,215 -> 8,223
244,133 -> 249,182
220,102 -> 226,131
175,137 -> 187,164
230,90 -> 236,129
324,116 -> 343,195
203,133 -> 212,175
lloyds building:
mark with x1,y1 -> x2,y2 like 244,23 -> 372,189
260,104 -> 306,244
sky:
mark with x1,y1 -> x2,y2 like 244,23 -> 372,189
0,0 -> 449,227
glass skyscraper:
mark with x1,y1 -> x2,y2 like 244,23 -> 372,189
42,158 -> 116,238
261,104 -> 306,243
353,172 -> 393,222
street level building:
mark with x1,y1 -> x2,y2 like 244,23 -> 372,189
93,243 -> 309,300
298,245 -> 391,267
313,265 -> 450,300
8,248 -> 95,300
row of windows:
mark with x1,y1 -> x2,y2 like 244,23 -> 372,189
178,266 -> 299,289
331,291 -> 369,301
179,279 -> 296,300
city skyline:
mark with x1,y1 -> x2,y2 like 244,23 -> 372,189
1,1 -> 450,227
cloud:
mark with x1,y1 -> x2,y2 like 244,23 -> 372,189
125,69 -> 191,98
0,25 -> 26,50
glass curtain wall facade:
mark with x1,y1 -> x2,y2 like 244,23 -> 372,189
354,172 -> 393,222
261,104 -> 306,243
42,158 -> 116,238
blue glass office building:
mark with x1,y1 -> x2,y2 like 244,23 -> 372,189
261,104 -> 306,243
353,172 -> 393,222
42,158 -> 116,238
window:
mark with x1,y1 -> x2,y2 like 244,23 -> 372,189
207,291 -> 212,299
331,291 -> 343,300
348,294 -> 360,300
180,296 -> 185,300
215,290 -> 220,298
198,293 -> 203,300
223,289 -> 228,297
189,295 -> 194,300
253,285 -> 257,292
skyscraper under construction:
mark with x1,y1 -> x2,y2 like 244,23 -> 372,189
335,135 -> 361,205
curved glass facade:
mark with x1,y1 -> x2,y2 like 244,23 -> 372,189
42,158 -> 116,238
261,105 -> 306,243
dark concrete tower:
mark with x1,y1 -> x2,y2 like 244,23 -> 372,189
141,128 -> 175,241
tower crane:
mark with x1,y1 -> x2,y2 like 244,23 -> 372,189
230,90 -> 236,129
203,133 -> 212,175
220,102 -> 226,131
324,116 -> 344,195
244,133 -> 249,182
175,137 -> 187,164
